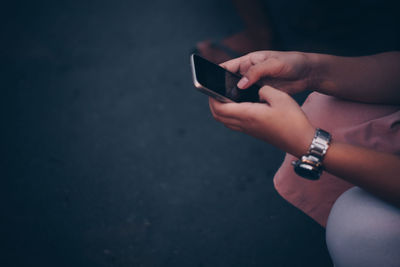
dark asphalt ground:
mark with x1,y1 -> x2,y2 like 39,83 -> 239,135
1,1 -> 339,266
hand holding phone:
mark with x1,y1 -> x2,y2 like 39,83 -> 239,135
190,54 -> 261,103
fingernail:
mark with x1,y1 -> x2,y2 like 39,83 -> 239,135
237,77 -> 249,89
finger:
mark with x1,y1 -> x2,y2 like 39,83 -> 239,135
208,97 -> 220,117
224,124 -> 243,132
220,55 -> 248,74
238,60 -> 253,76
247,51 -> 271,65
258,85 -> 289,106
211,108 -> 242,125
209,97 -> 243,123
209,97 -> 258,119
221,51 -> 269,74
237,58 -> 284,89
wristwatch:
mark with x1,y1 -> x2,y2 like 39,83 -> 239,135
292,128 -> 331,180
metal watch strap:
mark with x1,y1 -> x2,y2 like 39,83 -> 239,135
292,128 -> 331,180
308,128 -> 331,160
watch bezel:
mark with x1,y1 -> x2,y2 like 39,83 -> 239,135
292,155 -> 323,180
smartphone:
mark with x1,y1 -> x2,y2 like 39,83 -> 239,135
190,54 -> 260,103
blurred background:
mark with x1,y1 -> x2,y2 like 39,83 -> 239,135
2,0 -> 398,266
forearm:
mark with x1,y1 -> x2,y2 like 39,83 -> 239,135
308,52 -> 400,104
324,142 -> 400,206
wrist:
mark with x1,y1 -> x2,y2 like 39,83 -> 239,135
305,53 -> 330,92
292,125 -> 316,159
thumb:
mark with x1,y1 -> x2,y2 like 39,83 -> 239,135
258,85 -> 287,106
237,58 -> 284,89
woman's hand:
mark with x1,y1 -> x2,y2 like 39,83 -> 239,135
209,85 -> 315,158
221,50 -> 318,95
226,51 -> 400,105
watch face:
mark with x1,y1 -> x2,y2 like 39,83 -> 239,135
294,163 -> 321,180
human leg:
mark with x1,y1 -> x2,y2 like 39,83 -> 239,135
326,187 -> 400,267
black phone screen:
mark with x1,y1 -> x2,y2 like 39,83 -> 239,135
193,55 -> 260,103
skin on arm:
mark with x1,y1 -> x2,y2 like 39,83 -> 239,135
323,142 -> 400,206
309,51 -> 400,104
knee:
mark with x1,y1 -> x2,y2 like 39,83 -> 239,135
326,187 -> 400,267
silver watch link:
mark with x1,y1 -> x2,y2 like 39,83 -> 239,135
292,128 -> 331,180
